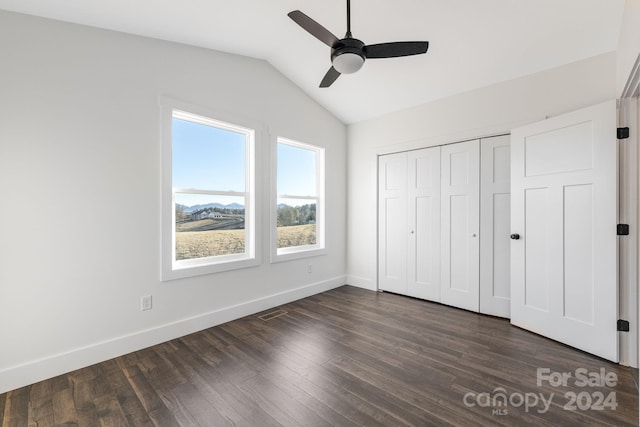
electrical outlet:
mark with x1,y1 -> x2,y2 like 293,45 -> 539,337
307,264 -> 313,274
141,295 -> 152,311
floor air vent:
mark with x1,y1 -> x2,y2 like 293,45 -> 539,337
258,309 -> 288,321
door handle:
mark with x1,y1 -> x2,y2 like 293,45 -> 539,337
510,233 -> 520,240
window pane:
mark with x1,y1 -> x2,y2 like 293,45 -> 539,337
277,143 -> 316,196
172,117 -> 246,191
175,193 -> 245,260
276,198 -> 316,249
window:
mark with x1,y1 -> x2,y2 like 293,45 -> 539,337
274,137 -> 325,260
161,99 -> 257,280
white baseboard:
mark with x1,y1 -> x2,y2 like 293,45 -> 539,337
0,276 -> 346,394
346,275 -> 376,291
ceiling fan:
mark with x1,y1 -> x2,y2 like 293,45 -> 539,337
288,0 -> 429,88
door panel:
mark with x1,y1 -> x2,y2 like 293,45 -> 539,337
480,135 -> 511,317
511,100 -> 618,362
450,152 -> 470,186
523,187 -> 550,311
415,196 -> 434,283
492,194 -> 511,299
378,152 -> 408,294
524,121 -> 593,176
563,184 -> 594,323
450,195 -> 470,291
408,147 -> 441,300
441,140 -> 480,312
383,198 -> 406,282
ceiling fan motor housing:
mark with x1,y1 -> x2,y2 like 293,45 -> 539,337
331,38 -> 366,74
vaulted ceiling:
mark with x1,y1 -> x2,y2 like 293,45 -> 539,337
0,0 -> 626,124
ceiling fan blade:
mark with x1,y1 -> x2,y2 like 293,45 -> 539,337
288,10 -> 339,48
320,67 -> 341,88
364,41 -> 429,59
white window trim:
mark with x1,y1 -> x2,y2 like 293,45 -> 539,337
160,97 -> 261,281
271,136 -> 326,263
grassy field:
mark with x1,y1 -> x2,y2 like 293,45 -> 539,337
176,229 -> 245,260
276,224 -> 316,248
176,224 -> 316,260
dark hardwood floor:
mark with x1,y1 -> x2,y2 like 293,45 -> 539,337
1,285 -> 637,426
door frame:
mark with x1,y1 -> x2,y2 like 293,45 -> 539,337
620,51 -> 640,369
619,95 -> 639,368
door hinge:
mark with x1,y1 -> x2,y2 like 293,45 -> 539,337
617,319 -> 630,332
617,224 -> 630,236
617,127 -> 630,139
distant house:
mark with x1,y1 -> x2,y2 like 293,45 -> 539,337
193,211 -> 223,220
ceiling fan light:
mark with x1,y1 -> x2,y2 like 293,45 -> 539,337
332,52 -> 364,74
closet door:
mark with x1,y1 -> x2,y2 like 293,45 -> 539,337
379,147 -> 441,300
378,152 -> 408,294
479,135 -> 511,317
407,147 -> 441,300
441,140 -> 480,312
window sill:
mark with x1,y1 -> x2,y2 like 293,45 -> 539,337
161,256 -> 260,281
271,246 -> 327,264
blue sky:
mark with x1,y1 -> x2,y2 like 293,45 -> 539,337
277,142 -> 316,197
173,117 -> 316,208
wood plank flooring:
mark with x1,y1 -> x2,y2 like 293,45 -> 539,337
1,285 -> 637,426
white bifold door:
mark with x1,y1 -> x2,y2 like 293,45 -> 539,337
440,140 -> 480,311
510,100 -> 618,362
378,147 -> 441,301
379,141 -> 482,312
479,135 -> 511,318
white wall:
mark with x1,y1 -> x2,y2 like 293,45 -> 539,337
617,0 -> 640,96
0,10 -> 347,393
346,52 -> 617,290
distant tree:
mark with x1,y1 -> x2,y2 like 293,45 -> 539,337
176,204 -> 188,222
277,203 -> 318,226
277,205 -> 297,226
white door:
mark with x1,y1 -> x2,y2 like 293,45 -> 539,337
480,135 -> 511,318
378,152 -> 408,294
407,147 -> 441,300
378,148 -> 441,300
510,100 -> 618,362
441,140 -> 480,312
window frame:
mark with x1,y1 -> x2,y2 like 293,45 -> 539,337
271,136 -> 326,262
160,97 -> 260,280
